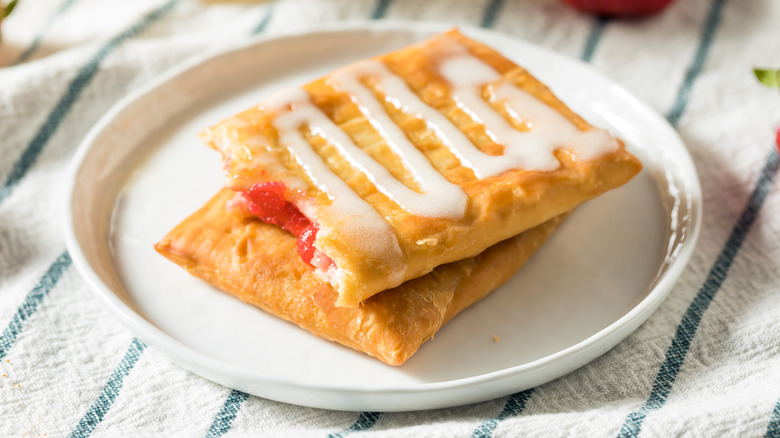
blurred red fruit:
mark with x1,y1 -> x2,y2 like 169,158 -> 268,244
561,0 -> 675,17
776,125 -> 780,152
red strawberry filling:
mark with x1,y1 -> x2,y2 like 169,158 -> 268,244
775,124 -> 780,152
241,181 -> 333,268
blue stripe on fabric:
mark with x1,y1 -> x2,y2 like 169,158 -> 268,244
471,388 -> 534,438
328,412 -> 382,438
0,251 -> 71,359
618,147 -> 780,438
766,398 -> 780,438
371,0 -> 393,19
69,338 -> 147,438
13,0 -> 79,65
203,389 -> 251,438
666,0 -> 726,127
251,2 -> 276,34
0,0 -> 178,206
581,18 -> 609,62
480,0 -> 505,28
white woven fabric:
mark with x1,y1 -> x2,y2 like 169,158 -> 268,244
1,0 -> 779,436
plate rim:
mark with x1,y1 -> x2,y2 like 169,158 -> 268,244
63,20 -> 703,410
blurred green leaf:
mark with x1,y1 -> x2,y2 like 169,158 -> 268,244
754,68 -> 780,89
4,0 -> 17,18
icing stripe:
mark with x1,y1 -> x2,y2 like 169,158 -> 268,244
367,50 -> 617,179
440,55 -> 618,175
362,56 -> 507,179
269,91 -> 407,223
329,60 -> 468,219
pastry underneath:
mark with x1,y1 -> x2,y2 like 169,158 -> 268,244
155,189 -> 567,366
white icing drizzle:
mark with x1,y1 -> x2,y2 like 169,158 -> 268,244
353,60 -> 510,179
328,60 -> 468,219
269,88 -> 466,219
438,54 -> 619,173
263,88 -> 404,281
261,45 -> 618,228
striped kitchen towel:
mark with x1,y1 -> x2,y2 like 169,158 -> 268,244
1,0 -> 779,436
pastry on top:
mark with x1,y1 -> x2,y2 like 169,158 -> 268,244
199,28 -> 642,307
155,189 -> 567,365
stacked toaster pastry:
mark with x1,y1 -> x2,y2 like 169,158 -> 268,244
154,29 -> 642,365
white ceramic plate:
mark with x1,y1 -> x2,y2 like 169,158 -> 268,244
65,22 -> 701,412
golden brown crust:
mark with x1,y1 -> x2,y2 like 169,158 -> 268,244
155,189 -> 566,366
200,29 -> 641,307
